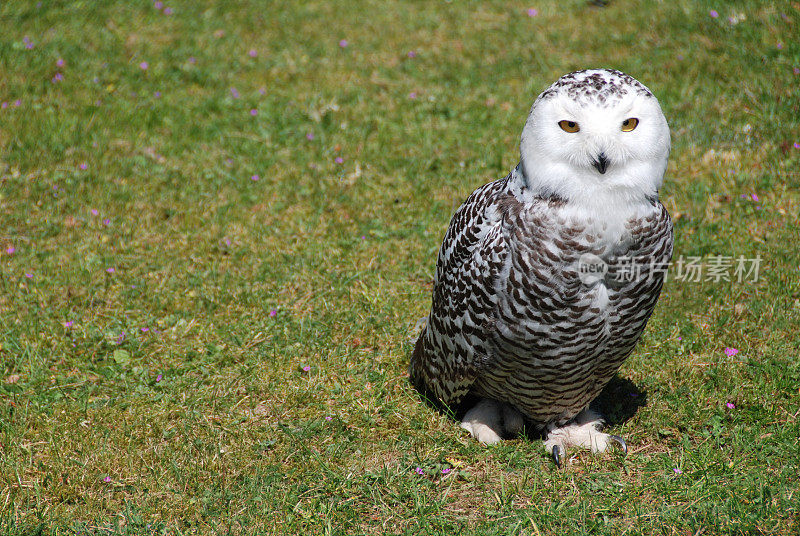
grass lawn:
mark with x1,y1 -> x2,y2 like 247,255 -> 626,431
1,0 -> 799,534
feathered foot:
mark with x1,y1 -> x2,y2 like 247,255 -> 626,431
460,398 -> 524,444
543,408 -> 627,467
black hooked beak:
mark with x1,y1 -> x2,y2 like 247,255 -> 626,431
591,153 -> 609,174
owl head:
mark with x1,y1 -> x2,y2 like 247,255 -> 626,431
519,69 -> 670,207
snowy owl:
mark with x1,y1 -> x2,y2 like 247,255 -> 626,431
410,69 -> 673,466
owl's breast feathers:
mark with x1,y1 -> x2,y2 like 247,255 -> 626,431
410,168 -> 673,423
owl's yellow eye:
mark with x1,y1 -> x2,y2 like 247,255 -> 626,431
621,118 -> 639,132
558,120 -> 580,133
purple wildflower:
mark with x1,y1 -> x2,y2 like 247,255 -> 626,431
230,87 -> 240,98
250,174 -> 259,181
306,132 -> 315,140
726,402 -> 735,409
103,218 -> 111,226
64,321 -> 74,328
25,273 -> 33,278
56,58 -> 65,67
141,327 -> 150,332
154,0 -> 163,8
724,347 -> 739,357
269,309 -> 277,317
751,194 -> 759,202
302,365 -> 311,372
794,67 -> 800,75
91,209 -> 99,216
794,142 -> 800,149
248,49 -> 257,57
104,476 -> 112,483
1,102 -> 6,109
13,100 -> 21,107
156,374 -> 163,382
673,467 -> 682,475
163,7 -> 173,15
52,72 -> 63,83
335,156 -> 344,164
325,416 -> 332,421
106,267 -> 115,273
709,9 -> 719,18
188,56 -> 196,64
154,91 -> 161,98
249,108 -> 257,116
409,91 -> 417,99
339,39 -> 348,48
527,8 -> 538,16
407,50 -> 417,58
414,467 -> 424,475
139,61 -> 149,70
442,468 -> 451,474
79,163 -> 88,170
6,246 -> 15,254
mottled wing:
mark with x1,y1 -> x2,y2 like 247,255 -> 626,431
410,175 -> 513,406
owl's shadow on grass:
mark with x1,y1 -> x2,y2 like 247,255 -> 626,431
413,375 -> 647,441
589,375 -> 648,426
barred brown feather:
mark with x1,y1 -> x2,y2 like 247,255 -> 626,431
410,165 -> 673,429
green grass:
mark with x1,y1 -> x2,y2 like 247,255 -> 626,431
1,0 -> 799,534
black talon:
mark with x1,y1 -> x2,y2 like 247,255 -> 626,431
551,445 -> 562,468
609,435 -> 628,455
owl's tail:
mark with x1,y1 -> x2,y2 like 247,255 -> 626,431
408,327 -> 428,394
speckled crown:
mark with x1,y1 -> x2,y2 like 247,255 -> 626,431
537,69 -> 654,106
